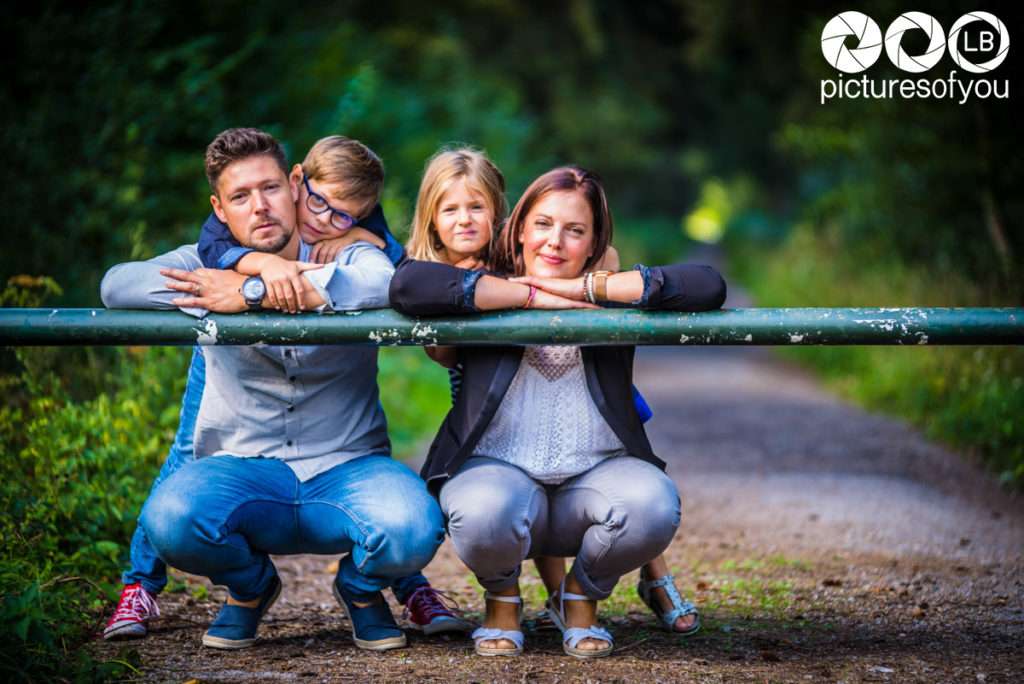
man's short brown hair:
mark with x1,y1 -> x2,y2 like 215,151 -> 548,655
205,127 -> 288,194
302,136 -> 384,207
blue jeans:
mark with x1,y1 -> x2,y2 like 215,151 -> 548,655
122,347 -> 205,594
121,347 -> 433,602
140,454 -> 444,602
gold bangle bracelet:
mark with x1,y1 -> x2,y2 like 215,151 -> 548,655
593,270 -> 611,302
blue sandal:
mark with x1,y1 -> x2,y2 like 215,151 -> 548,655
637,572 -> 701,635
471,593 -> 523,656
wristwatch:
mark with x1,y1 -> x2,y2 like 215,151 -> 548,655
240,276 -> 266,310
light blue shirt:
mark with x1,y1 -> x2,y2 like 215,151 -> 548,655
101,241 -> 395,481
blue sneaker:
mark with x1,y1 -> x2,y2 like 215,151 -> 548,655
332,580 -> 407,651
201,575 -> 282,649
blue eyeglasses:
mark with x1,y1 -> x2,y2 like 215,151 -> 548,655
302,175 -> 358,230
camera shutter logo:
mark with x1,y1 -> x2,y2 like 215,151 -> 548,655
885,12 -> 946,72
948,11 -> 1010,73
821,11 -> 882,73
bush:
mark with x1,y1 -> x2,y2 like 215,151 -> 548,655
0,276 -> 183,680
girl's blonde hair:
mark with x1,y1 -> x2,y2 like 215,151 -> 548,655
407,147 -> 507,263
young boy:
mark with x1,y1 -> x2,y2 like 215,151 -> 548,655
104,135 -> 471,642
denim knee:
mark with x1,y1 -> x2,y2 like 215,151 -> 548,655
360,493 -> 444,579
139,484 -> 204,566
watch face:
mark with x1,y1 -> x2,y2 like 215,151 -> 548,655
242,277 -> 265,302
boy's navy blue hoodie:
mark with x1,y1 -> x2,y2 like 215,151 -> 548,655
197,203 -> 405,269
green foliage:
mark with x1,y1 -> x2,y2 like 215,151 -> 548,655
614,216 -> 696,268
377,348 -> 452,460
730,227 -> 1024,488
4,1 -> 1022,676
0,279 -> 190,681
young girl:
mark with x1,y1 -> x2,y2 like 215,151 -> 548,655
401,154 -> 708,656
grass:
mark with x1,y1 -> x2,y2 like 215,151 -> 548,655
462,553 -> 813,627
728,226 -> 1024,488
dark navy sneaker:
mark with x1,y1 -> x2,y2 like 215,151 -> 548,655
201,575 -> 282,649
333,580 -> 407,651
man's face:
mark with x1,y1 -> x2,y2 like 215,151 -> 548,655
210,155 -> 299,253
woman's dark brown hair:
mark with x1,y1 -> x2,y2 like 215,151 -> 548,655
491,165 -> 613,276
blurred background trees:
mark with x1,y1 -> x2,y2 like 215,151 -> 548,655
1,0 -> 1021,678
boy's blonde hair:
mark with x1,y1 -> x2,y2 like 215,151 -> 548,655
407,147 -> 507,263
302,135 -> 384,208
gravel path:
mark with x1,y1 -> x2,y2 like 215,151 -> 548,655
94,345 -> 1024,682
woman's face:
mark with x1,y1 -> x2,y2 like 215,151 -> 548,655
518,190 -> 595,278
433,177 -> 494,263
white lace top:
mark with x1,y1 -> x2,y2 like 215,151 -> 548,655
474,346 -> 627,483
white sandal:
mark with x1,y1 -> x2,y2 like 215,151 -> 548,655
546,579 -> 613,659
471,593 -> 524,657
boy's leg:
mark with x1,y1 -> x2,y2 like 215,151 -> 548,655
390,573 -> 429,605
106,348 -> 205,641
392,571 -> 475,634
122,347 -> 205,593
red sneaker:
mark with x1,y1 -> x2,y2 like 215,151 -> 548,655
403,585 -> 474,635
103,582 -> 159,640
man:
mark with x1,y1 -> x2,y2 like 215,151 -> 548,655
101,128 -> 444,651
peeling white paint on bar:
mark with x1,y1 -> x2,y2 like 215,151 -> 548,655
196,319 -> 218,345
367,328 -> 402,344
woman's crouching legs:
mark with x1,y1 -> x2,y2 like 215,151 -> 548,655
552,457 -> 680,600
440,457 -> 548,592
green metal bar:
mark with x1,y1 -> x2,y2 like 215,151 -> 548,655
0,307 -> 1021,346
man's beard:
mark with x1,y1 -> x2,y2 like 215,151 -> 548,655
247,222 -> 293,254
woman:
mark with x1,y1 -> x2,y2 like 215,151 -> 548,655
390,166 -> 726,657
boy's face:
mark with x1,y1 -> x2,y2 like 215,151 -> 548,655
290,165 -> 375,244
211,155 -> 298,253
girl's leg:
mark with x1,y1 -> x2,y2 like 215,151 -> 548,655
533,556 -> 566,597
640,554 -> 698,632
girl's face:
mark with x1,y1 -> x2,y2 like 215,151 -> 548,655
518,190 -> 595,278
433,177 -> 494,263
291,167 -> 372,245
